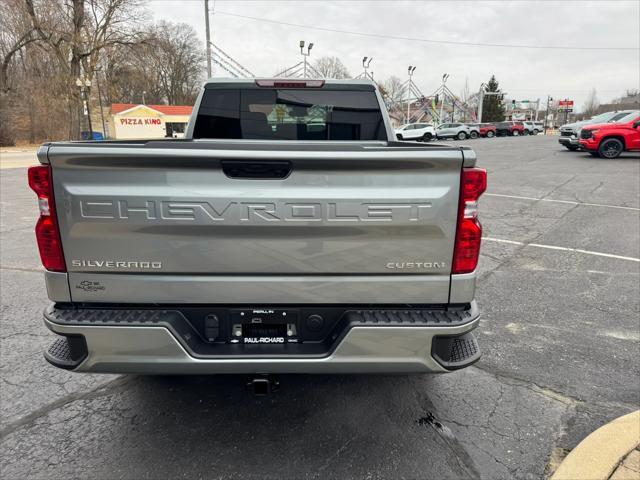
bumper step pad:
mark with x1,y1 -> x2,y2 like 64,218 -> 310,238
44,336 -> 88,370
431,332 -> 481,370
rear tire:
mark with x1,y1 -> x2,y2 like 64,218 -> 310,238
532,129 -> 539,135
513,130 -> 520,136
486,130 -> 495,138
422,133 -> 433,142
457,131 -> 467,140
469,131 -> 478,139
598,138 -> 624,159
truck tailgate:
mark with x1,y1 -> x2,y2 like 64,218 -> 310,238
47,141 -> 463,304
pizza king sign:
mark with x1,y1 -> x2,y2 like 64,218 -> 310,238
119,118 -> 162,126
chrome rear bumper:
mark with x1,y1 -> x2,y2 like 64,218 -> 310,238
44,304 -> 481,374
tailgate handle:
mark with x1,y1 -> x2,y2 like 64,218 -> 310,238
222,160 -> 291,179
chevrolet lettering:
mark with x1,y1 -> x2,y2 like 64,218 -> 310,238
79,200 -> 433,223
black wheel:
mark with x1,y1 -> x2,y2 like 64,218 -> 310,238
469,131 -> 478,139
564,145 -> 579,151
598,138 -> 624,159
457,131 -> 467,140
513,130 -> 520,136
422,133 -> 433,142
486,130 -> 495,138
532,129 -> 539,135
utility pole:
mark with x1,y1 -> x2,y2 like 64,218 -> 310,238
563,98 -> 569,125
406,66 -> 416,123
205,0 -> 212,78
94,69 -> 107,138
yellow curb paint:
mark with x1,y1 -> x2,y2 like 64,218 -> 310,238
552,411 -> 640,480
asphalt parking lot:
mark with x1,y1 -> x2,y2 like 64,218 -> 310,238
1,135 -> 638,479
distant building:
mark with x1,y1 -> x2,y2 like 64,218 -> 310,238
109,104 -> 193,139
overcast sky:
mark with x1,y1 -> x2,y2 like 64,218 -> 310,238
148,0 -> 639,111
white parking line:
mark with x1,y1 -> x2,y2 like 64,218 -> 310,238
485,193 -> 640,212
482,237 -> 640,262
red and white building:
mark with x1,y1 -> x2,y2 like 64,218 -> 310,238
109,104 -> 193,139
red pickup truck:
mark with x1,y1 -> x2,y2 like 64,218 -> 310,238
579,112 -> 640,159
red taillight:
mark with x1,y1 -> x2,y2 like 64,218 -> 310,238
28,165 -> 66,272
452,167 -> 487,274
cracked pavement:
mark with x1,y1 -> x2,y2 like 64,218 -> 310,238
1,137 -> 639,479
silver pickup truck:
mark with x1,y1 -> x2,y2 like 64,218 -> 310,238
30,78 -> 485,376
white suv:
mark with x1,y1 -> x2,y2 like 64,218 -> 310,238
436,123 -> 471,140
522,122 -> 540,135
395,123 -> 436,142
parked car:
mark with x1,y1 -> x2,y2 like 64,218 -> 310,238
579,111 -> 640,158
30,78 -> 485,377
533,121 -> 545,132
465,124 -> 481,139
478,123 -> 497,138
436,123 -> 471,140
466,123 -> 496,138
395,122 -> 436,142
558,111 -> 635,151
522,122 -> 540,135
495,121 -> 525,136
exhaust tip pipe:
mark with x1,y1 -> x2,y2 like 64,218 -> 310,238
246,375 -> 280,396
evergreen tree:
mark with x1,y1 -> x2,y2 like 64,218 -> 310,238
482,75 -> 506,122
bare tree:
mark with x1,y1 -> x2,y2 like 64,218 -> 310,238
582,87 -> 599,117
381,75 -> 404,104
146,22 -> 204,105
18,0 -> 149,139
313,56 -> 350,79
103,21 -> 204,106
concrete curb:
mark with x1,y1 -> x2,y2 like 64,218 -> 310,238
552,410 -> 640,480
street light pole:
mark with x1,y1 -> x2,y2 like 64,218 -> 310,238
477,83 -> 485,123
84,78 -> 93,139
544,95 -> 553,135
300,41 -> 314,77
76,77 -> 93,139
362,57 -> 373,80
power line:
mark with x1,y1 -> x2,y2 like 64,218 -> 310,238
214,10 -> 638,51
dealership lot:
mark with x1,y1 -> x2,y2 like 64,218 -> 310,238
0,135 -> 638,479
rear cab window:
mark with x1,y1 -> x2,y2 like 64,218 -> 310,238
193,86 -> 386,141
